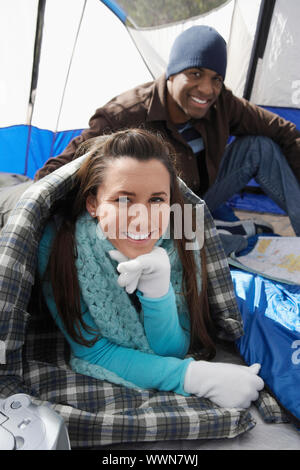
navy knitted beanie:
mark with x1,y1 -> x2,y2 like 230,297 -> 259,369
166,25 -> 227,79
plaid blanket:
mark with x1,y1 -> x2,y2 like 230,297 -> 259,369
0,158 -> 288,449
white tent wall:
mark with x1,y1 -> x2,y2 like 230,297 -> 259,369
31,0 -> 264,132
30,0 -> 87,132
0,0 -> 38,127
127,0 -> 265,99
0,0 -> 299,178
250,0 -> 300,108
225,0 -> 262,97
31,0 -> 152,132
127,0 -> 236,81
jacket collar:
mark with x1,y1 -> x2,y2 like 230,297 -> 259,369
147,74 -> 169,122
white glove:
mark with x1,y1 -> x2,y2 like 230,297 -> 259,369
184,361 -> 264,408
109,247 -> 170,298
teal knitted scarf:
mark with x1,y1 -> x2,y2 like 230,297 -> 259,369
70,211 -> 201,389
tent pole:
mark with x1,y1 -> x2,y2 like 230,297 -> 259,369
100,1 -> 155,79
126,27 -> 155,80
27,0 -> 46,126
24,0 -> 46,175
243,0 -> 276,101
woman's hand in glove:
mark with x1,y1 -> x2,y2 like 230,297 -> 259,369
109,247 -> 170,298
184,361 -> 264,408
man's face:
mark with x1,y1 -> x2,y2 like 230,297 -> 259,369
167,67 -> 223,123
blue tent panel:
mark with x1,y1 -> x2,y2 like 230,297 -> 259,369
228,192 -> 286,215
0,126 -> 83,179
233,270 -> 300,423
0,125 -> 30,175
26,127 -> 83,179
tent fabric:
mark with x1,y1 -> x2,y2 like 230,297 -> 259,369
100,0 -> 127,23
0,0 -> 299,449
228,192 -> 286,216
0,126 -> 83,178
127,0 -> 237,81
233,270 -> 300,424
30,0 -> 152,133
0,0 -> 299,181
0,0 -> 38,128
250,0 -> 300,109
0,158 -> 289,448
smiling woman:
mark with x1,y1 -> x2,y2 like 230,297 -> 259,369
37,128 -> 263,409
85,157 -> 171,258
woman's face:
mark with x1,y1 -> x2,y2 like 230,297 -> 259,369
86,157 -> 171,259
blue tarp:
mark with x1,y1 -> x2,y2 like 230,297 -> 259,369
233,269 -> 300,423
228,192 -> 286,215
0,126 -> 82,179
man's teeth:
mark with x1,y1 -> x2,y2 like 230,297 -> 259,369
191,96 -> 208,104
127,232 -> 150,240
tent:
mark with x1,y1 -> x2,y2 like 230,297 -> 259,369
0,0 -> 299,180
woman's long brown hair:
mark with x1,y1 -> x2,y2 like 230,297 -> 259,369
47,129 -> 216,358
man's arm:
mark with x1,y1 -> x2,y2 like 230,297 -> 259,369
34,111 -> 114,180
224,87 -> 300,181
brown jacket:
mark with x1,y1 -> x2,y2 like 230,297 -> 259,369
35,75 -> 300,195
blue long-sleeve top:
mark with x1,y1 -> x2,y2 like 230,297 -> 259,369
38,222 -> 194,395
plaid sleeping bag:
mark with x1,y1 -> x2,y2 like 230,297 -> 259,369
0,157 -> 289,449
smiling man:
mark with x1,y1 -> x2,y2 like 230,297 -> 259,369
34,25 -> 300,238
166,26 -> 226,123
167,67 -> 223,122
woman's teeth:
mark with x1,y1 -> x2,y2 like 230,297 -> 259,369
127,232 -> 150,240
